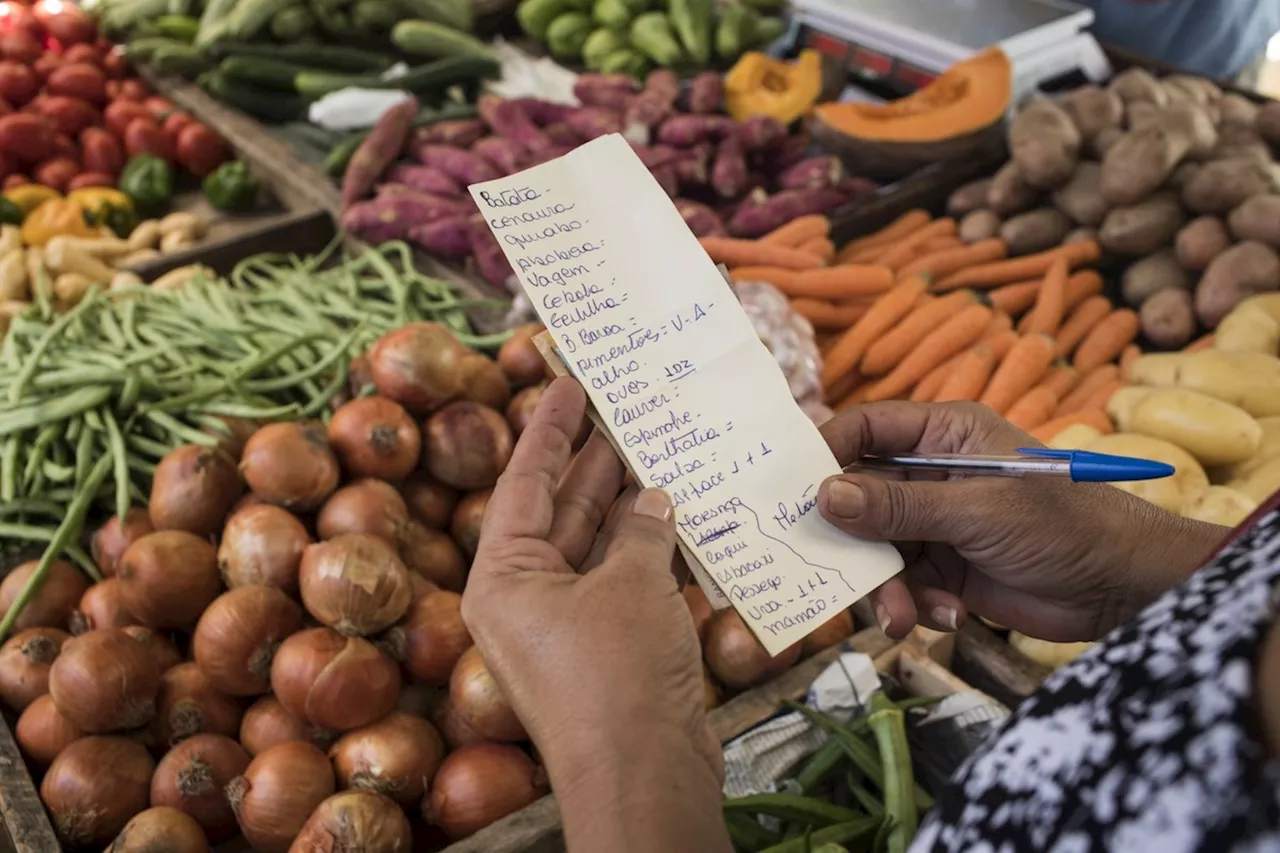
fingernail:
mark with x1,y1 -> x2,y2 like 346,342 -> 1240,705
931,605 -> 958,631
633,489 -> 672,521
875,602 -> 891,635
826,480 -> 865,519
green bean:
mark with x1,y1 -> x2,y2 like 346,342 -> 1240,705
73,424 -> 95,487
0,386 -> 113,437
795,740 -> 847,795
724,813 -> 782,852
0,498 -> 61,518
21,424 -> 62,490
756,818 -> 882,853
0,435 -> 17,502
41,459 -> 75,482
126,455 -> 157,477
849,776 -> 884,818
724,794 -> 862,828
144,410 -> 219,446
101,408 -> 130,522
7,288 -> 101,404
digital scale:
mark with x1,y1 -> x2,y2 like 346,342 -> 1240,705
784,0 -> 1113,103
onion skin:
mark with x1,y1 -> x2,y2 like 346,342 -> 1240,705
91,509 -> 154,578
328,396 -> 422,481
385,590 -> 472,686
122,626 -> 182,676
431,695 -> 486,750
240,421 -> 340,511
105,807 -> 210,853
270,627 -> 401,731
505,384 -> 544,437
0,626 -> 69,712
424,402 -> 513,490
460,352 -> 511,411
496,324 -> 547,388
239,696 -> 334,757
151,733 -> 249,842
202,416 -> 259,461
148,444 -> 243,537
800,609 -> 854,658
683,584 -> 713,646
217,504 -> 310,596
315,479 -> 409,542
117,531 -> 221,630
298,533 -> 413,636
401,472 -> 457,530
41,735 -> 155,849
0,559 -> 89,632
704,609 -> 801,690
192,586 -> 303,696
227,741 -> 335,853
16,693 -> 84,766
290,791 -> 412,853
368,322 -> 467,413
150,663 -> 243,749
449,645 -> 526,742
69,578 -> 136,635
329,711 -> 446,805
450,490 -> 490,559
397,521 -> 466,591
49,628 -> 160,733
425,743 -> 548,839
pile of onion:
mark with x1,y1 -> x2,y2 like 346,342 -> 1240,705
401,472 -> 457,530
315,479 -> 409,542
41,735 -> 155,848
49,628 -> 160,733
294,791 -> 412,851
117,531 -> 221,629
227,741 -> 335,853
216,504 -> 311,595
105,807 -> 210,853
69,578 -> 135,635
147,444 -> 242,537
329,711 -> 446,805
383,589 -> 472,686
424,402 -> 513,490
150,733 -> 250,841
0,626 -> 69,711
270,628 -> 401,731
16,694 -> 85,767
90,508 -> 154,578
450,490 -> 491,559
239,421 -> 340,511
150,663 -> 243,748
192,586 -> 302,696
367,321 -> 467,413
297,533 -> 413,637
122,625 -> 183,675
704,609 -> 802,690
239,696 -> 334,757
425,743 -> 548,840
327,396 -> 421,481
449,646 -> 526,742
0,559 -> 89,632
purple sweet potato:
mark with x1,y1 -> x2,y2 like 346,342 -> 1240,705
711,135 -> 748,198
652,164 -> 679,197
509,98 -> 576,126
468,215 -> 515,290
728,188 -> 848,237
341,95 -> 419,209
523,144 -> 575,168
674,199 -> 725,237
386,163 -> 462,197
837,176 -> 878,201
763,135 -> 809,174
738,114 -> 787,151
630,142 -> 680,169
674,146 -> 709,187
415,119 -> 487,147
625,69 -> 680,129
409,215 -> 472,257
472,137 -> 525,176
778,155 -> 844,190
478,94 -> 553,153
573,74 -> 638,110
413,144 -> 501,186
655,115 -> 736,147
374,184 -> 475,214
687,71 -> 722,114
543,122 -> 581,146
564,107 -> 625,141
341,191 -> 460,243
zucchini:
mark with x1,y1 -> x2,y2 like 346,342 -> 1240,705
151,43 -> 211,77
154,13 -> 200,40
310,2 -> 360,39
122,36 -> 189,62
219,56 -> 318,91
205,41 -> 393,72
194,0 -> 241,47
391,20 -> 495,60
204,72 -> 311,122
294,69 -> 377,99
270,4 -> 317,40
392,54 -> 499,94
394,0 -> 472,32
224,0 -> 296,40
351,0 -> 400,32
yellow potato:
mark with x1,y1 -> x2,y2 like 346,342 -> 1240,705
1214,303 -> 1279,354
1239,293 -> 1280,324
1104,386 -> 1153,432
1174,350 -> 1280,417
1230,456 -> 1280,504
1129,389 -> 1261,466
1048,423 -> 1102,450
1213,415 -> 1280,483
1128,352 -> 1187,387
1087,432 -> 1209,512
1008,632 -> 1092,670
1181,485 -> 1258,527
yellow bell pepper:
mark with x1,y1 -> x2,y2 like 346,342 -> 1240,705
67,188 -> 134,216
4,185 -> 62,216
21,199 -> 96,247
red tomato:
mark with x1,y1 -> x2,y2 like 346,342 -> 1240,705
46,63 -> 106,104
161,111 -> 194,144
104,99 -> 150,137
3,174 -> 27,189
101,48 -> 129,80
0,96 -> 11,117
117,79 -> 148,101
61,44 -> 100,66
66,170 -> 114,191
0,61 -> 37,107
0,112 -> 53,163
36,95 -> 97,135
37,5 -> 97,46
33,156 -> 77,192
31,54 -> 61,84
79,126 -> 121,176
142,96 -> 174,119
175,121 -> 230,178
0,4 -> 44,42
123,116 -> 170,161
0,151 -> 13,180
0,31 -> 41,64
105,79 -> 120,99
49,132 -> 76,161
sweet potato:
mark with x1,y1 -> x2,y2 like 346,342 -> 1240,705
1196,240 -> 1280,328
386,163 -> 461,197
1098,193 -> 1183,256
1060,85 -> 1124,141
472,137 -> 524,176
778,156 -> 843,190
711,134 -> 748,198
686,71 -> 721,114
1099,125 -> 1190,205
764,136 -> 809,174
1108,67 -> 1168,107
652,163 -> 678,196
738,115 -> 788,151
523,144 -> 574,167
408,215 -> 471,257
1255,100 -> 1280,147
564,106 -> 624,140
542,122 -> 579,146
508,99 -> 575,126
342,192 -> 457,243
415,119 -> 487,147
986,161 -> 1038,216
340,95 -> 419,209
1051,162 -> 1108,226
1008,97 -> 1080,188
655,115 -> 736,147
1122,249 -> 1192,306
626,69 -> 679,129
414,143 -> 501,185
1140,288 -> 1195,349
958,209 -> 1001,244
477,95 -> 552,153
572,73 -> 637,110
674,198 -> 725,237
946,178 -> 993,218
673,145 -> 709,186
373,184 -> 474,213
1227,195 -> 1280,247
467,215 -> 514,290
1181,158 -> 1280,215
999,208 -> 1072,256
1175,216 -> 1231,271
728,187 -> 846,238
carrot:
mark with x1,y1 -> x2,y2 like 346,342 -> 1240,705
875,218 -> 958,271
1185,333 -> 1215,352
921,235 -> 964,253
898,238 -> 1008,281
1037,364 -> 1080,399
1063,270 -> 1103,312
909,357 -> 956,402
774,265 -> 895,301
1053,295 -> 1112,357
981,329 -> 1019,361
1028,409 -> 1115,443
985,311 -> 1014,336
699,237 -> 824,271
933,241 -> 1102,291
934,344 -> 998,402
860,290 -> 974,376
826,371 -> 861,404
988,280 -> 1040,316
1080,378 -> 1127,413
862,304 -> 992,402
799,236 -> 836,263
791,298 -> 871,330
1054,365 -> 1120,417
762,214 -> 830,247
978,333 -> 1057,414
836,383 -> 871,410
838,209 -> 931,259
1022,257 -> 1069,336
1005,386 -> 1060,431
728,266 -> 799,289
821,276 -> 930,389
1073,309 -> 1140,372
1119,343 -> 1141,379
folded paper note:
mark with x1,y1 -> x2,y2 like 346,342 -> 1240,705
469,133 -> 903,654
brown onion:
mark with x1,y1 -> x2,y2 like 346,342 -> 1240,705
69,578 -> 136,635
401,472 -> 458,530
217,504 -> 310,596
801,609 -> 855,657
298,533 -> 413,636
148,444 -> 243,537
496,324 -> 547,388
684,583 -> 713,646
460,351 -> 511,410
192,586 -> 303,696
0,559 -> 89,631
451,490 -> 490,558
431,694 -> 486,750
122,626 -> 183,675
240,421 -> 340,511
41,735 -> 154,848
91,509 -> 154,578
368,322 -> 467,413
329,711 -> 445,804
227,741 -> 335,853
239,696 -> 334,757
702,665 -> 720,711
151,733 -> 249,841
16,693 -> 84,766
202,416 -> 259,461
117,531 -> 221,629
291,791 -> 412,852
270,627 -> 401,731
315,479 -> 409,541
383,590 -> 472,686
408,573 -> 439,602
150,663 -> 243,748
49,628 -> 160,733
425,402 -> 513,490
425,743 -> 548,839
396,683 -> 435,717
449,645 -> 525,742
505,383 -> 544,437
230,493 -> 271,513
397,520 -> 466,591
348,352 -> 374,397
106,807 -> 210,853
327,396 -> 422,481
704,609 -> 801,690
0,626 -> 69,711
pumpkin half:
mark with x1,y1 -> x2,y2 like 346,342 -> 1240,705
810,47 -> 1013,179
724,49 -> 825,125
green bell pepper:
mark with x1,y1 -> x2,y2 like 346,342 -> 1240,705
118,154 -> 174,216
202,161 -> 260,212
0,196 -> 23,226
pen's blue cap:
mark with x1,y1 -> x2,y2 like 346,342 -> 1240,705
1016,447 -> 1176,483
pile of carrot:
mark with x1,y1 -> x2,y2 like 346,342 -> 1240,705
700,209 -> 1144,443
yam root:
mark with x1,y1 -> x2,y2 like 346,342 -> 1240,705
477,95 -> 553,153
386,164 -> 461,197
408,216 -> 472,257
472,137 -> 525,176
468,215 -> 514,290
778,156 -> 844,191
675,199 -> 725,237
687,71 -> 722,114
413,144 -> 501,185
415,119 -> 487,147
341,95 -> 419,208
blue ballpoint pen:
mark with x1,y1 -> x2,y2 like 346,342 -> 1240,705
845,447 -> 1175,483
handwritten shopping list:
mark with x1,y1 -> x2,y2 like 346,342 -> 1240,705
469,134 -> 903,654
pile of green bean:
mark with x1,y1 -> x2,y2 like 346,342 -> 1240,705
722,696 -> 935,853
0,238 -> 507,639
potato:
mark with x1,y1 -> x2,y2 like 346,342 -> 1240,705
1122,249 -> 1192,305
999,208 -> 1073,256
1181,158 -> 1280,215
1060,85 -> 1125,141
1048,423 -> 1102,450
1195,240 -> 1280,328
1099,194 -> 1184,255
1239,293 -> 1280,324
1140,288 -> 1196,349
1169,161 -> 1202,189
1104,386 -> 1153,431
946,178 -> 994,218
1093,127 -> 1124,158
1165,74 -> 1221,105
957,209 -> 1001,244
1008,632 -> 1092,670
1255,100 -> 1280,147
1129,388 -> 1261,466
986,162 -> 1039,216
1126,101 -> 1162,131
1128,352 -> 1188,387
1181,485 -> 1257,527
1100,126 -> 1191,205
1173,350 -> 1280,418
1008,97 -> 1081,189
1227,195 -> 1280,247
1051,162 -> 1109,226
1162,102 -> 1218,159
1229,456 -> 1280,504
1214,303 -> 1279,354
1109,67 -> 1169,107
1174,216 -> 1231,271
1215,415 -> 1280,483
1086,432 -> 1208,513
1218,93 -> 1260,128
1064,227 -> 1098,245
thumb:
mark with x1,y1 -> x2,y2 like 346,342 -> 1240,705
819,473 -> 980,543
603,488 -> 679,573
